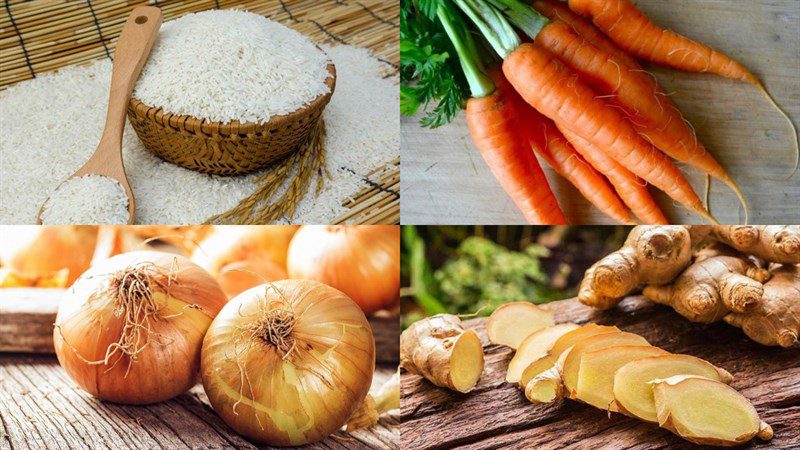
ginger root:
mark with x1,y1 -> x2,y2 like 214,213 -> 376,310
708,225 -> 800,264
643,256 -> 772,323
487,302 -> 554,350
724,264 -> 800,347
652,375 -> 773,446
579,226 -> 694,310
400,314 -> 484,393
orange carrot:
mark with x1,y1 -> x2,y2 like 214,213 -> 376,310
527,112 -> 635,223
466,90 -> 568,224
567,0 -> 798,178
566,0 -> 758,84
532,0 -> 639,70
502,43 -> 714,222
489,66 -> 632,223
559,126 -> 668,224
489,69 -> 633,223
534,20 -> 747,217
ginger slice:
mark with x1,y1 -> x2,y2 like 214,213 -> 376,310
487,302 -> 554,349
561,331 -> 650,398
524,328 -> 644,404
576,345 -> 668,411
518,324 -> 619,389
400,314 -> 485,393
613,354 -> 733,423
652,375 -> 772,446
506,323 -> 580,383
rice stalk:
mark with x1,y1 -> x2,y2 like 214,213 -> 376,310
205,119 -> 329,224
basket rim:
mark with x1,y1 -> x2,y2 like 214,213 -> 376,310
129,62 -> 336,137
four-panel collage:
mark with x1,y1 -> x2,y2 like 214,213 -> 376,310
0,1 -> 797,449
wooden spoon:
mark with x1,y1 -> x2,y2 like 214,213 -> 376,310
38,6 -> 162,225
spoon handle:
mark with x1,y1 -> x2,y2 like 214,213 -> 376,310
100,6 -> 162,147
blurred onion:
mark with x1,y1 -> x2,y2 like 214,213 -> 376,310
0,225 -> 98,286
287,225 -> 400,314
191,226 -> 296,298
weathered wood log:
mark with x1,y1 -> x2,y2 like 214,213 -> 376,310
0,356 -> 398,449
0,289 -> 61,353
0,288 -> 399,363
401,297 -> 800,449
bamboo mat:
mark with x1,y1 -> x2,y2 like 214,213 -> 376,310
0,0 -> 399,225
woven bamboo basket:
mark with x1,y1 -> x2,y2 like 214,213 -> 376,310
127,62 -> 336,175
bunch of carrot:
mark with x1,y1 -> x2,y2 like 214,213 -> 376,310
405,0 -> 796,224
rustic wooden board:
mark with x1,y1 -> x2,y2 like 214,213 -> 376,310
0,288 -> 399,363
400,297 -> 800,449
401,0 -> 800,225
0,357 -> 398,449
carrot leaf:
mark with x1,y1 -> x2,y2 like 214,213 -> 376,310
401,0 -> 472,127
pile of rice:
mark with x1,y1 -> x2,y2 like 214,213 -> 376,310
41,175 -> 129,225
133,10 -> 332,124
0,44 -> 397,224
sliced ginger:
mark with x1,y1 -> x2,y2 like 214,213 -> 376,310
652,376 -> 772,446
518,323 -> 619,389
576,345 -> 668,411
613,354 -> 733,423
560,331 -> 650,398
400,314 -> 485,393
506,323 -> 579,383
487,302 -> 554,349
524,329 -> 649,403
513,322 -> 772,446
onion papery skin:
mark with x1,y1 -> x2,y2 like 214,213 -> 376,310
53,251 -> 228,405
201,279 -> 375,446
287,225 -> 400,314
0,225 -> 98,285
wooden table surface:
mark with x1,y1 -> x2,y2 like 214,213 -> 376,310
0,357 -> 397,450
401,0 -> 800,225
400,297 -> 800,449
0,288 -> 399,449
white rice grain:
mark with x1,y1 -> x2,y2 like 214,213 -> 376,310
134,10 -> 331,124
0,44 -> 397,225
41,175 -> 129,225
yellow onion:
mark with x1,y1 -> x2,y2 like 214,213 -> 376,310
287,225 -> 400,314
192,226 -> 297,298
201,279 -> 375,446
54,251 -> 227,404
0,225 -> 98,286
